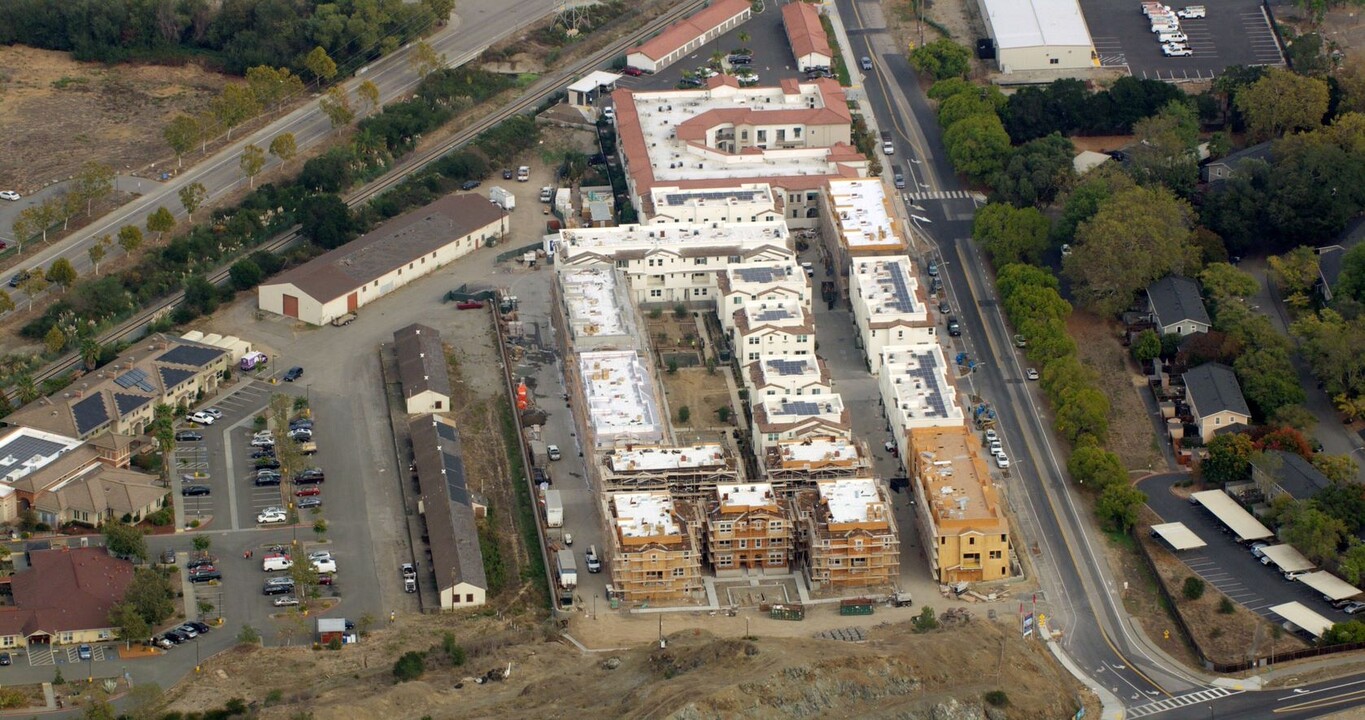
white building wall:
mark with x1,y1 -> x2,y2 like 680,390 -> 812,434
404,390 -> 452,415
997,44 -> 1095,73
736,327 -> 815,362
860,323 -> 937,374
441,582 -> 488,610
721,286 -> 807,332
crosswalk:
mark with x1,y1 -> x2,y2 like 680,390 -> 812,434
907,190 -> 986,202
1125,687 -> 1240,718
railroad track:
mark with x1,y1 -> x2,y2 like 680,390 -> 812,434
17,0 -> 703,400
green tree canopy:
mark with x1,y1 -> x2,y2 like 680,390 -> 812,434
910,39 -> 971,80
102,521 -> 148,561
972,203 -> 1051,266
1234,67 -> 1329,141
1065,185 -> 1194,317
943,113 -> 1012,182
990,133 -> 1075,208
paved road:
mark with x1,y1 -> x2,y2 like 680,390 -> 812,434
7,0 -> 561,303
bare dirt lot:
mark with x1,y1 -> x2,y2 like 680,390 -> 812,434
1069,312 -> 1164,472
164,610 -> 1097,720
661,368 -> 733,435
0,46 -> 230,191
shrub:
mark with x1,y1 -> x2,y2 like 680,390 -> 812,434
984,690 -> 1010,707
912,605 -> 938,632
1218,597 -> 1236,614
394,651 -> 426,682
443,632 -> 466,666
678,405 -> 690,423
1182,576 -> 1206,601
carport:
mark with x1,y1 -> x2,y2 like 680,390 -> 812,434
1298,571 -> 1362,603
1150,522 -> 1206,550
1260,544 -> 1315,574
1190,490 -> 1274,542
1270,602 -> 1334,639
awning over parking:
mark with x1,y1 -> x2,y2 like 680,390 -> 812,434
1191,490 -> 1274,542
1261,544 -> 1315,573
1151,522 -> 1206,550
1299,571 -> 1362,601
1270,602 -> 1335,639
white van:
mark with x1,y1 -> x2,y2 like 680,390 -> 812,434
313,558 -> 338,574
1157,31 -> 1188,43
585,546 -> 602,573
262,554 -> 293,572
1151,22 -> 1180,33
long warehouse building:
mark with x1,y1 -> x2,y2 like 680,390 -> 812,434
976,0 -> 1097,73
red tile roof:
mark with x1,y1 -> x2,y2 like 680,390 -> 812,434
0,548 -> 133,639
632,0 -> 752,61
782,3 -> 832,61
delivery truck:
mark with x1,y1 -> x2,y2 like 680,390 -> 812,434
544,489 -> 563,528
556,549 -> 578,605
490,186 -> 516,211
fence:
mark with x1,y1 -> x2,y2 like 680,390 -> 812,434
495,241 -> 544,264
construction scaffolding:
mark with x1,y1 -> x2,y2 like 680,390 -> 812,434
761,436 -> 873,492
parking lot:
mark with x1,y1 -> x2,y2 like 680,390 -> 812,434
1143,474 -> 1346,632
615,2 -> 806,93
1081,0 -> 1284,80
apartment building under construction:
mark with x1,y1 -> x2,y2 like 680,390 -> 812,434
605,491 -> 704,602
598,444 -> 742,496
700,483 -> 793,576
909,426 -> 1013,583
796,477 -> 900,591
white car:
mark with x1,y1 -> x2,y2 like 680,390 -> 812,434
309,550 -> 333,562
1284,569 -> 1311,582
202,407 -> 223,419
1162,45 -> 1193,57
257,510 -> 287,524
0,191 -> 20,201
186,411 -> 216,425
273,595 -> 299,607
1061,243 -> 1073,256
989,441 -> 1004,458
1151,22 -> 1180,33
697,67 -> 718,79
1026,368 -> 1040,381
995,454 -> 1011,469
1176,5 -> 1205,18
601,106 -> 614,123
312,559 -> 337,574
984,429 -> 999,443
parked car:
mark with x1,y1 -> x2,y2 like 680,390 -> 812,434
289,427 -> 313,441
1344,601 -> 1365,615
995,454 -> 1011,469
186,557 -> 216,570
186,411 -> 216,425
298,497 -> 322,509
1162,45 -> 1193,56
160,549 -> 176,565
283,366 -> 304,382
1250,541 -> 1270,559
251,436 -> 276,449
186,621 -> 211,634
1176,5 -> 1205,18
257,509 -> 288,524
188,570 -> 221,583
927,261 -> 939,277
251,448 -> 276,460
290,419 -> 314,431
317,573 -> 335,586
78,644 -> 92,660
860,56 -> 872,70
254,458 -> 282,470
1026,368 -> 1039,381
273,595 -> 300,607
456,300 -> 484,310
255,471 -> 282,487
262,582 -> 293,596
182,485 -> 211,497
460,180 -> 481,191
295,486 -> 321,497
312,558 -> 337,574
547,444 -> 562,461
532,467 -> 549,485
175,431 -> 203,442
0,652 -> 11,665
310,551 -> 333,562
622,66 -> 644,76
175,626 -> 198,639
295,468 -> 326,484
984,429 -> 998,443
0,191 -> 20,201
201,407 -> 223,419
163,630 -> 188,644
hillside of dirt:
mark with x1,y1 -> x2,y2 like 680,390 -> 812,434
165,612 -> 1095,720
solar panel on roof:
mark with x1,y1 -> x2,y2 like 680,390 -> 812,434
756,309 -> 794,322
735,266 -> 782,283
880,271 -> 916,313
767,359 -> 807,376
114,368 -> 156,393
663,190 -> 762,205
781,401 -> 820,415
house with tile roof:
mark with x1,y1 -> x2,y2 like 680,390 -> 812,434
782,2 -> 833,71
0,547 -> 134,648
0,427 -> 166,528
5,335 -> 229,440
625,0 -> 751,73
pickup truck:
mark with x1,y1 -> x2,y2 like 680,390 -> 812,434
516,166 -> 530,182
402,563 -> 417,593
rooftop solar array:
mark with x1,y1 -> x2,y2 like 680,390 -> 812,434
734,266 -> 788,283
907,350 -> 947,416
157,344 -> 225,368
434,418 -> 471,508
880,270 -> 916,313
158,366 -> 195,390
114,368 -> 156,393
0,435 -> 69,473
72,395 -> 111,436
767,359 -> 810,376
755,308 -> 796,322
663,189 -> 765,205
113,393 -> 152,416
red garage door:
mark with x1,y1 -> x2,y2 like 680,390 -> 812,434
347,292 -> 358,312
282,294 -> 299,318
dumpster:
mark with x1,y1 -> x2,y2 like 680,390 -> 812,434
770,603 -> 806,621
839,598 -> 875,616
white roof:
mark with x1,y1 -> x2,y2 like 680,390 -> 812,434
568,71 -> 622,94
881,344 -> 964,426
579,351 -> 663,446
852,256 -> 927,321
717,483 -> 777,508
609,445 -> 727,472
756,394 -> 846,423
560,267 -> 631,339
612,491 -> 679,538
827,179 -> 904,250
775,437 -> 862,464
1298,571 -> 1362,601
1260,544 -> 1315,573
1073,150 -> 1112,175
723,261 -> 804,293
1191,490 -> 1274,541
652,183 -> 774,211
1150,522 -> 1206,550
817,477 -> 886,523
1270,602 -> 1334,638
980,0 -> 1094,50
558,221 -> 790,259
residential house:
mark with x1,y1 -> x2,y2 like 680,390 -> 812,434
1201,141 -> 1273,183
746,356 -> 832,398
849,256 -> 935,372
1183,362 -> 1252,442
731,301 -> 815,362
751,394 -> 851,450
1145,276 -> 1211,337
701,483 -> 792,576
0,547 -> 133,648
908,427 -> 1012,583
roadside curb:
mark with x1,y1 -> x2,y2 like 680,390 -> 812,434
1045,637 -> 1125,720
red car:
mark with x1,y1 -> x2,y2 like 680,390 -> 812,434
317,573 -> 335,586
456,300 -> 484,310
622,66 -> 644,76
295,486 -> 321,497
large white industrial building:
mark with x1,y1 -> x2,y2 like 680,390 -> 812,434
976,0 -> 1097,74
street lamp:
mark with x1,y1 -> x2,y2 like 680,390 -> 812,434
194,637 -> 201,673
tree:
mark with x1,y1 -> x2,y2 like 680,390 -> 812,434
1281,504 -> 1347,566
210,84 -> 262,140
1268,246 -> 1321,303
1336,242 -> 1365,304
88,235 -> 110,276
1314,454 -> 1359,485
151,403 -> 177,485
9,212 -> 32,253
1235,67 -> 1329,141
103,521 -> 148,562
1065,185 -> 1194,317
304,46 -> 338,83
909,38 -> 971,80
73,161 -> 115,215
1066,445 -> 1127,489
991,133 -> 1075,208
1200,263 -> 1258,302
319,86 -> 355,128
912,605 -> 939,632
123,567 -> 175,624
18,272 -> 49,311
972,203 -> 1050,266
1128,100 -> 1201,195
1235,347 -> 1307,419
1055,387 -> 1111,445
229,259 -> 264,291
1339,540 -> 1365,585
358,80 -> 381,115
0,290 -> 13,315
45,258 -> 77,291
117,224 -> 144,254
178,182 -> 207,222
410,40 -> 446,78
298,193 -> 357,249
943,113 -> 1012,181
1200,433 -> 1254,486
163,114 -> 200,168
80,339 -> 102,370
938,91 -> 999,128
146,206 -> 176,241
240,144 -> 266,189
394,651 -> 426,681
108,602 -> 150,648
1182,576 -> 1206,600
82,700 -> 117,720
269,133 -> 298,163
183,275 -> 219,316
245,65 -> 304,108
1128,329 -> 1160,363
1095,483 -> 1145,532
44,325 -> 66,355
